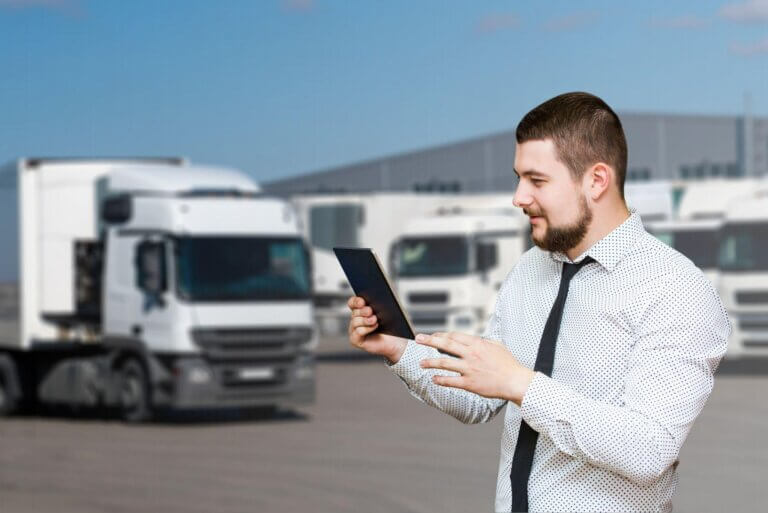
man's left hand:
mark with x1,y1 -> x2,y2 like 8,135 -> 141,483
416,332 -> 535,406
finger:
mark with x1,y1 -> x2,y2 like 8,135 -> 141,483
348,296 -> 366,309
350,323 -> 378,345
353,324 -> 378,339
445,332 -> 481,346
420,357 -> 467,374
415,334 -> 467,357
352,306 -> 373,318
431,375 -> 467,389
350,315 -> 377,329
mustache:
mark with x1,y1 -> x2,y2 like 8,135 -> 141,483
524,209 -> 544,217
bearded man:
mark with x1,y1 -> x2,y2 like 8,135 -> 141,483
347,92 -> 730,513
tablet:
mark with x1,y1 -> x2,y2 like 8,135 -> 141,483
333,247 -> 415,340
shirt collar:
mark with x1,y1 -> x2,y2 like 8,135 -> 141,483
549,209 -> 644,272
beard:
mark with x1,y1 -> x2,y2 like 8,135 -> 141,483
527,194 -> 593,253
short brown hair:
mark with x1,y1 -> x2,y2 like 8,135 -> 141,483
516,92 -> 627,198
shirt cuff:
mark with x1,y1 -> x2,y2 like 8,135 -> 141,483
519,371 -> 574,433
386,339 -> 437,387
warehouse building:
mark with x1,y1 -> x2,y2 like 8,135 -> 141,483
264,112 -> 768,196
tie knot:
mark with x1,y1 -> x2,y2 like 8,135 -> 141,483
562,256 -> 595,281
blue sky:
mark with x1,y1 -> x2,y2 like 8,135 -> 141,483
1,0 -> 767,182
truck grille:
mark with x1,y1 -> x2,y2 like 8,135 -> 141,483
410,311 -> 447,326
408,292 -> 449,304
191,327 -> 312,362
739,316 -> 768,331
743,340 -> 768,348
736,291 -> 768,305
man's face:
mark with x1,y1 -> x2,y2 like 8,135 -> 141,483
513,139 -> 593,253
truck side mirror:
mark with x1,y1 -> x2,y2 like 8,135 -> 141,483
135,240 -> 167,297
476,242 -> 498,273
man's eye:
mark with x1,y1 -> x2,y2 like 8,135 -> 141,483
531,179 -> 544,186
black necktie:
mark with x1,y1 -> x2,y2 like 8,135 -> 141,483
510,257 -> 595,512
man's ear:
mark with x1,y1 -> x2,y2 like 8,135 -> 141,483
587,163 -> 612,201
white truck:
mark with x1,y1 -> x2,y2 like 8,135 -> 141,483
391,195 -> 524,336
0,158 -> 316,421
290,193 -> 464,335
647,179 -> 766,286
716,191 -> 768,358
391,183 -> 675,337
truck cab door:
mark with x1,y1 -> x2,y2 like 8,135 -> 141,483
104,233 -> 177,351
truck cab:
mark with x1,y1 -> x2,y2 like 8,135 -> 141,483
646,179 -> 768,288
290,192 -> 471,335
717,193 -> 768,358
0,158 -> 316,421
393,210 -> 525,336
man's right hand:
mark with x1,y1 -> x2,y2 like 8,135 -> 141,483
347,296 -> 408,364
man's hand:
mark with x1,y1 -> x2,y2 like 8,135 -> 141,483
347,296 -> 408,364
416,332 -> 535,406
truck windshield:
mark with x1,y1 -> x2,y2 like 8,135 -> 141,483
397,237 -> 469,277
718,223 -> 768,272
175,237 -> 310,301
652,229 -> 719,270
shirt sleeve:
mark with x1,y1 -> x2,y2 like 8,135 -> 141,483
386,276 -> 512,425
519,270 -> 731,487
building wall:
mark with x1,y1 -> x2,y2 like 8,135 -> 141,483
264,113 -> 768,196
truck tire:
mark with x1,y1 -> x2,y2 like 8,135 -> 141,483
0,355 -> 20,416
0,373 -> 18,416
118,358 -> 153,423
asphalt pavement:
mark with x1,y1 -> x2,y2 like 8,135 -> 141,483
0,336 -> 766,513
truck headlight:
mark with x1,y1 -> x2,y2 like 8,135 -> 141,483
300,328 -> 319,352
295,354 -> 315,380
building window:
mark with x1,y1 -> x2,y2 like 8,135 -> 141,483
679,161 -> 741,180
627,168 -> 651,181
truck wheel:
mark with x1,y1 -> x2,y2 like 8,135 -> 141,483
0,356 -> 20,416
0,373 -> 18,416
118,358 -> 153,423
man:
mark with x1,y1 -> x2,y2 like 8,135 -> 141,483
347,92 -> 730,512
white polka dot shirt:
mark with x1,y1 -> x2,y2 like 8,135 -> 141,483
388,211 -> 731,512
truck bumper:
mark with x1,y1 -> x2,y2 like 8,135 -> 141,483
164,354 -> 316,410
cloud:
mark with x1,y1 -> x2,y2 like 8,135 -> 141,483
730,36 -> 768,55
650,14 -> 712,29
543,11 -> 600,32
282,0 -> 314,13
720,0 -> 768,22
475,12 -> 519,34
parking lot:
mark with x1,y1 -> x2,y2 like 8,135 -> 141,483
0,337 -> 766,513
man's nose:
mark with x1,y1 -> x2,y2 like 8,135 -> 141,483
513,185 -> 533,208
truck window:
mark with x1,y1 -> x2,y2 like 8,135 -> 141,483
175,237 -> 310,301
718,223 -> 768,272
135,240 -> 168,294
398,236 -> 470,277
653,229 -> 719,270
